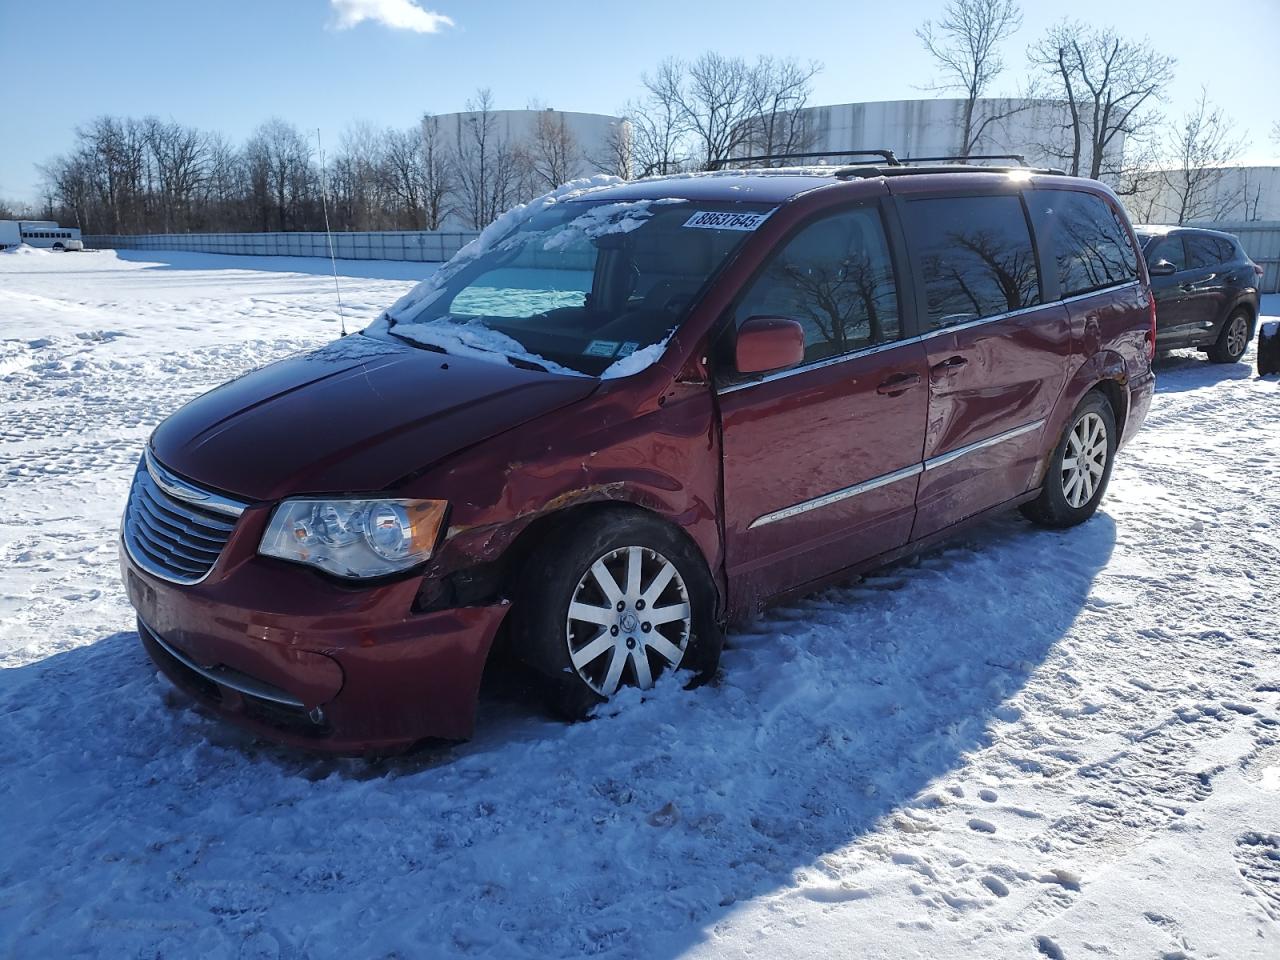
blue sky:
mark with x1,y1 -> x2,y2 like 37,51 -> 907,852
2,0 -> 1277,202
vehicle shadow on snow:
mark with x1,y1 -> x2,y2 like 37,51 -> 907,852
1,511 -> 1115,958
1152,348 -> 1257,392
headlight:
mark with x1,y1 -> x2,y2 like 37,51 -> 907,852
259,498 -> 448,578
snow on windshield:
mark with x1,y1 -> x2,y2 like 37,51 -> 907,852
367,177 -> 691,380
377,175 -> 624,325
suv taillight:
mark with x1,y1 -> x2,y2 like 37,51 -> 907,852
1146,293 -> 1157,361
1255,263 -> 1265,278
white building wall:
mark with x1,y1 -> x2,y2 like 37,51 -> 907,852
796,98 -> 1124,173
431,109 -> 621,178
1130,166 -> 1280,224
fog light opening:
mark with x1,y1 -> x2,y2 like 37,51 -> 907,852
307,706 -> 326,726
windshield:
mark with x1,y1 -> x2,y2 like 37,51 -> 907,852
380,198 -> 773,377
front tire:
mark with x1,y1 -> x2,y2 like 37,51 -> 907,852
1207,309 -> 1251,364
1020,392 -> 1117,529
511,509 -> 722,719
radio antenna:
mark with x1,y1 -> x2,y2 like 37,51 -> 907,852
315,128 -> 347,336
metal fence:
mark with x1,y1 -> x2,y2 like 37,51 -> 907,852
1210,222 -> 1280,294
82,230 -> 481,263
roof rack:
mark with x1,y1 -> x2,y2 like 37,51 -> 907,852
707,149 -> 901,170
702,148 -> 1068,179
900,153 -> 1031,165
833,162 -> 1068,180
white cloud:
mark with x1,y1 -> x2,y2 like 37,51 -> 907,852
329,0 -> 454,34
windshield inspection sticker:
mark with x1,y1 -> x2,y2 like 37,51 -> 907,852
584,340 -> 620,358
683,210 -> 773,231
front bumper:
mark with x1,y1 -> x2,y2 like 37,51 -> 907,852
122,538 -> 510,755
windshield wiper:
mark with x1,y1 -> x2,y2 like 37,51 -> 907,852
386,327 -> 449,355
505,354 -> 549,373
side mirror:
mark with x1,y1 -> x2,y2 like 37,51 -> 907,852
1148,259 -> 1177,277
735,316 -> 806,374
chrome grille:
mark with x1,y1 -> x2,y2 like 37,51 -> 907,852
122,451 -> 247,584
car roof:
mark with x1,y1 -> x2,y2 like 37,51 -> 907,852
569,170 -> 842,204
1135,224 -> 1239,243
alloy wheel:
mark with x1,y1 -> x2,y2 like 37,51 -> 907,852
1226,314 -> 1248,358
1061,412 -> 1108,509
565,546 -> 691,697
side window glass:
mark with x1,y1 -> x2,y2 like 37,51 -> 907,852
1027,189 -> 1139,297
1185,235 -> 1222,270
1216,238 -> 1237,263
736,206 -> 900,363
1148,237 -> 1186,271
901,194 -> 1040,329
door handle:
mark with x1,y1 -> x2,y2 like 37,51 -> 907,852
876,372 -> 922,396
931,355 -> 968,374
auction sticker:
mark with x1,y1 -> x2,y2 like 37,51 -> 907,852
683,210 -> 773,231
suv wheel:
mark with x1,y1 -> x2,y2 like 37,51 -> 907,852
1020,392 -> 1117,529
512,510 -> 722,719
1207,309 -> 1251,364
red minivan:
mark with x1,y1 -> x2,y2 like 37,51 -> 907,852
120,158 -> 1156,753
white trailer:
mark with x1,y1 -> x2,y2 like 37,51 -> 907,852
0,220 -> 83,251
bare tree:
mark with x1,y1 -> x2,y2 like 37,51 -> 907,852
451,89 -> 522,229
630,62 -> 690,176
525,106 -> 582,190
1157,91 -> 1248,224
632,53 -> 821,172
1029,21 -> 1176,184
674,52 -> 763,169
144,118 -> 210,232
588,117 -> 635,180
917,0 -> 1026,157
243,118 -> 315,231
743,57 -> 820,159
420,114 -> 453,229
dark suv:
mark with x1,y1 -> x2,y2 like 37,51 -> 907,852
1135,225 -> 1263,363
121,156 -> 1156,753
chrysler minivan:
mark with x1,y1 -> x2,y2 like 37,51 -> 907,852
121,157 -> 1156,753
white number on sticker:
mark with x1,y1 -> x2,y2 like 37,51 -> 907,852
683,210 -> 772,231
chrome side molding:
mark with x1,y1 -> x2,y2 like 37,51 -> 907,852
922,418 -> 1046,471
746,418 -> 1046,529
748,463 -> 924,529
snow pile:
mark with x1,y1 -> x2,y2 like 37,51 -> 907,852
540,198 -> 684,251
0,243 -> 49,256
389,317 -> 585,377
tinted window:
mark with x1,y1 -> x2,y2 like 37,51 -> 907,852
1215,238 -> 1237,263
736,205 -> 900,362
1147,236 -> 1186,271
1185,235 -> 1224,270
902,195 -> 1040,329
1027,189 -> 1139,297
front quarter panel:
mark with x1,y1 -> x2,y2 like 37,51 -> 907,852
406,364 -> 724,610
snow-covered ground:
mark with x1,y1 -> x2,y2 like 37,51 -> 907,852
1,249 -> 1278,959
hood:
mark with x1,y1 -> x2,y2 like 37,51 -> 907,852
150,335 -> 598,501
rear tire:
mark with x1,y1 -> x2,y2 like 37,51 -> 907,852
511,509 -> 722,720
1020,392 -> 1117,529
1207,309 -> 1251,364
